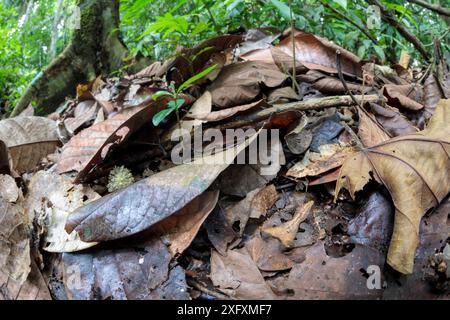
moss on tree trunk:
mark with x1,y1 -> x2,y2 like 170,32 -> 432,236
11,0 -> 128,116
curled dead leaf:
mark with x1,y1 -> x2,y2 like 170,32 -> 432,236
336,99 -> 450,274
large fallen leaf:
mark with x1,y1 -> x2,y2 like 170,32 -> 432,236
210,248 -> 276,299
208,61 -> 287,108
268,241 -> 384,299
383,84 -> 424,111
274,28 -> 362,77
369,103 -> 418,138
262,201 -> 314,247
336,99 -> 450,274
62,238 -> 188,300
147,191 -> 219,256
0,175 -> 30,283
57,105 -> 154,182
65,132 -> 259,242
0,116 -> 58,173
24,171 -> 100,253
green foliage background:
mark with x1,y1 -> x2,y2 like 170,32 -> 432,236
0,0 -> 449,111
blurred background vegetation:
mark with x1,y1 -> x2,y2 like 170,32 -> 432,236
1,0 -> 449,110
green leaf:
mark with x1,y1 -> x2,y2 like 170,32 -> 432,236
152,91 -> 173,101
333,0 -> 347,9
373,45 -> 386,62
168,98 -> 185,110
176,64 -> 218,94
268,0 -> 291,20
152,108 -> 175,126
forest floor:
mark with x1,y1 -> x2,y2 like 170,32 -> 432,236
0,27 -> 449,300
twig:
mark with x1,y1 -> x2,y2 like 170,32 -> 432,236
219,94 -> 383,129
336,50 -> 361,107
187,278 -> 231,300
406,0 -> 450,17
367,0 -> 430,61
320,0 -> 379,45
288,0 -> 299,92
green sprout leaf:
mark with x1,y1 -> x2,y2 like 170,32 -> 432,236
152,98 -> 185,126
152,108 -> 174,126
168,98 -> 185,110
152,90 -> 173,101
176,64 -> 218,94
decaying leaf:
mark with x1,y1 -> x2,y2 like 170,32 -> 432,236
268,241 -> 384,299
190,100 -> 268,123
208,61 -> 287,108
245,234 -> 294,272
262,201 -> 314,247
62,238 -> 188,300
287,144 -> 355,179
148,191 -> 219,256
383,84 -> 424,111
0,116 -> 58,173
0,175 -> 30,284
369,103 -> 418,138
336,99 -> 450,274
275,28 -> 362,77
357,107 -> 391,147
57,105 -> 154,181
0,260 -> 51,300
65,132 -> 259,242
204,205 -> 237,256
210,248 -> 276,299
24,171 -> 100,253
225,185 -> 278,235
423,74 -> 444,117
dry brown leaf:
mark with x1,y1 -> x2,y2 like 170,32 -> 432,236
65,132 -> 259,242
286,144 -> 355,179
225,185 -> 278,235
383,84 -> 424,111
210,248 -> 276,299
357,107 -> 391,147
423,74 -> 444,117
336,99 -> 450,274
0,260 -> 51,300
190,100 -> 268,122
245,234 -> 294,272
64,100 -> 99,133
268,241 -> 384,299
208,61 -> 287,108
24,171 -> 100,253
0,116 -> 58,173
275,28 -> 362,77
148,191 -> 219,256
57,105 -> 154,182
267,87 -> 300,104
369,103 -> 418,137
0,175 -> 30,284
262,201 -> 314,247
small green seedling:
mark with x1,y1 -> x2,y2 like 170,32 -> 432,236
151,63 -> 218,126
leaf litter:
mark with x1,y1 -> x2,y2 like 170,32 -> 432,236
0,27 -> 449,300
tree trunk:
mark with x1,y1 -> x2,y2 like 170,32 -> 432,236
49,0 -> 63,60
11,0 -> 128,116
